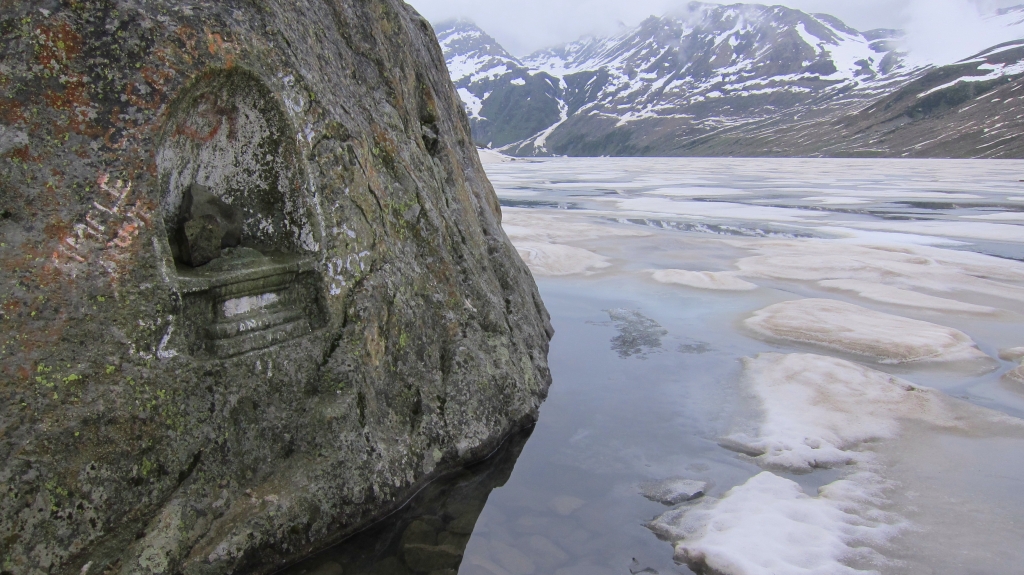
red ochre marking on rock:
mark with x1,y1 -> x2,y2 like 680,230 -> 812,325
34,23 -> 82,72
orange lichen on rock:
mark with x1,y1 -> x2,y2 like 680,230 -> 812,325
206,30 -> 236,68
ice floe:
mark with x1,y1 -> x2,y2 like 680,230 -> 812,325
644,187 -> 750,197
651,471 -> 894,575
801,196 -> 871,205
501,208 -> 649,276
1001,348 -> 1024,384
1007,366 -> 1024,383
610,197 -> 829,223
965,211 -> 1024,223
733,239 -> 1024,310
502,208 -> 651,244
650,269 -> 757,291
653,353 -> 1023,575
744,299 -> 990,364
848,220 -> 1024,243
723,353 -> 966,470
514,242 -> 610,276
998,347 -> 1024,362
818,279 -> 996,314
482,157 -> 1024,574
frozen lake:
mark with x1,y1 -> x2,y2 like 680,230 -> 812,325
285,158 -> 1024,575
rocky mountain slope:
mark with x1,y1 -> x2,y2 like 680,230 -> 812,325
718,38 -> 1024,158
0,1 -> 551,574
438,2 -> 1024,157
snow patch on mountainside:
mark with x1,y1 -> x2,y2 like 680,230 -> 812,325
457,88 -> 483,119
919,40 -> 1024,97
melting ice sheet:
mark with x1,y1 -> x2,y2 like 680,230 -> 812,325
469,157 -> 1024,575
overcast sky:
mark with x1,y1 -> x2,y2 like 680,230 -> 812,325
407,0 -> 1024,63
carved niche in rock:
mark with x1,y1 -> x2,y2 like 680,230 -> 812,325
156,68 -> 326,358
176,183 -> 244,267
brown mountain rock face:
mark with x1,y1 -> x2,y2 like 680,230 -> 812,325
0,2 -> 552,574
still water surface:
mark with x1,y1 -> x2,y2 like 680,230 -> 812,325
285,158 -> 1024,575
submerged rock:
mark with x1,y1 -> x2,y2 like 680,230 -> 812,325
628,558 -> 659,574
548,495 -> 586,516
640,478 -> 708,505
0,2 -> 552,574
606,309 -> 667,359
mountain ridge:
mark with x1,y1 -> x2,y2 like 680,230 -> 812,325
437,2 -> 1024,158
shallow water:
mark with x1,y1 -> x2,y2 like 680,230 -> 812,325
283,158 -> 1024,575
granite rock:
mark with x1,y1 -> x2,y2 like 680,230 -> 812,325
639,478 -> 707,505
0,1 -> 552,574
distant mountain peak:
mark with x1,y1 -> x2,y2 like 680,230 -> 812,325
435,20 -> 522,84
437,3 -> 1024,158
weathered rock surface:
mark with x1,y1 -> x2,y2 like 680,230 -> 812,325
281,424 -> 532,575
0,2 -> 552,574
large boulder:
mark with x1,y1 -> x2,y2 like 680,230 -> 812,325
0,2 -> 552,575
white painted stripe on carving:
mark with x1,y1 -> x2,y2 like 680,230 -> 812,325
223,293 -> 279,318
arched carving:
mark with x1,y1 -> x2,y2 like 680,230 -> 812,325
157,67 -> 316,260
156,68 -> 325,358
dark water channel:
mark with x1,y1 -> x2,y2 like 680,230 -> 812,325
279,427 -> 533,575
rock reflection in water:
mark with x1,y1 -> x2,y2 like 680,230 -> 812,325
279,428 -> 532,575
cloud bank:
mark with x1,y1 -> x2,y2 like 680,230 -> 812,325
902,0 -> 1024,64
408,0 -> 1024,64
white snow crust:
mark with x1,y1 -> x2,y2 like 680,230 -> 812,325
734,239 -> 1024,309
654,471 -> 893,575
724,353 -> 960,470
458,88 -> 483,119
513,242 -> 610,276
650,269 -> 757,291
818,279 -> 996,313
999,347 -> 1024,362
654,352 -> 1023,575
477,148 -> 513,164
744,299 -> 989,364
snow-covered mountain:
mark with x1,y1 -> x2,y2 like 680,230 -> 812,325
436,2 -> 1024,158
435,22 -> 565,150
